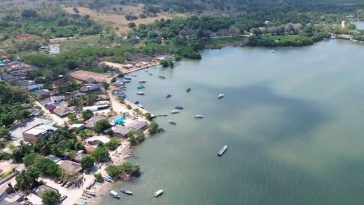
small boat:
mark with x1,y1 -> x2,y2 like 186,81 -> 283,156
103,177 -> 113,183
195,115 -> 204,119
134,101 -> 140,104
125,77 -> 132,80
138,104 -> 144,108
175,106 -> 184,110
149,73 -> 153,76
171,110 -> 180,114
137,92 -> 145,95
154,189 -> 164,197
217,145 -> 228,156
217,94 -> 224,99
158,114 -> 168,117
132,75 -> 137,77
137,85 -> 145,89
166,94 -> 172,98
169,121 -> 177,125
186,88 -> 191,92
109,190 -> 120,199
84,190 -> 96,196
123,80 -> 131,83
159,75 -> 166,79
139,80 -> 146,83
271,50 -> 276,53
121,189 -> 133,195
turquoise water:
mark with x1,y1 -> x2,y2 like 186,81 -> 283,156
102,39 -> 364,205
354,21 -> 364,30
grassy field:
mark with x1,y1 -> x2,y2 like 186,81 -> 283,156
64,6 -> 185,34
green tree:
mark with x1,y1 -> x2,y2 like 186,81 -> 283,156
23,153 -> 42,167
128,131 -> 145,146
94,173 -> 103,182
90,147 -> 109,162
81,155 -> 95,170
104,137 -> 119,151
82,109 -> 94,121
94,119 -> 111,133
148,122 -> 159,134
15,167 -> 40,190
41,189 -> 60,205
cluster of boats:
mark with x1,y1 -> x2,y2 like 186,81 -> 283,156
109,189 -> 164,199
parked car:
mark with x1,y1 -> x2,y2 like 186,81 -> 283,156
65,182 -> 73,188
59,195 -> 68,202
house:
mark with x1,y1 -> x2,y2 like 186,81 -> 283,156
69,123 -> 85,130
80,83 -> 103,93
58,160 -> 82,176
33,89 -> 50,99
46,155 -> 62,163
51,95 -> 66,104
53,102 -> 75,117
33,185 -> 59,198
84,115 -> 107,128
112,126 -> 132,138
23,124 -> 58,144
26,193 -> 43,205
1,192 -> 24,204
7,63 -> 35,76
26,84 -> 43,92
128,121 -> 148,131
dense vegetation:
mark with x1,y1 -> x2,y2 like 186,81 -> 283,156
106,162 -> 141,178
0,83 -> 31,128
0,7 -> 101,41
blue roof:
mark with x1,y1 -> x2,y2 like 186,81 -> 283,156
114,116 -> 126,125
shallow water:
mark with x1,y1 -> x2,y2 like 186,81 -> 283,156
102,39 -> 364,205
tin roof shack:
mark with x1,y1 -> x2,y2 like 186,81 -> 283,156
128,121 -> 148,131
33,185 -> 59,198
80,83 -> 105,93
84,115 -> 107,128
58,160 -> 82,176
112,126 -> 132,138
23,124 -> 58,144
7,63 -> 36,77
1,192 -> 24,204
51,95 -> 66,104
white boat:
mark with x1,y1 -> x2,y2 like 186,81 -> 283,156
138,104 -> 144,108
217,145 -> 228,156
154,189 -> 164,197
171,110 -> 180,114
218,94 -> 224,99
109,190 -> 120,199
121,189 -> 133,195
84,190 -> 96,196
137,92 -> 145,95
195,115 -> 204,119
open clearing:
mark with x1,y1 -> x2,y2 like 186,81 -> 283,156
69,70 -> 110,82
65,5 -> 184,33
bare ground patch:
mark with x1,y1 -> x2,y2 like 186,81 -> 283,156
65,6 -> 184,33
69,70 -> 111,82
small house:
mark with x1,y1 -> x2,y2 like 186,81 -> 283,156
128,121 -> 148,131
53,102 -> 75,117
23,124 -> 58,144
112,126 -> 132,138
58,160 -> 82,176
51,95 -> 66,104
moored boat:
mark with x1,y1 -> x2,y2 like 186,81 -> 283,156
175,106 -> 184,110
137,85 -> 145,89
137,92 -> 145,95
171,110 -> 180,114
169,121 -> 177,125
121,189 -> 133,195
159,75 -> 166,79
217,94 -> 224,99
154,189 -> 164,197
195,114 -> 204,119
166,94 -> 172,98
139,80 -> 146,83
134,101 -> 140,104
138,104 -> 144,108
217,145 -> 228,156
186,88 -> 191,92
125,77 -> 132,80
109,190 -> 120,199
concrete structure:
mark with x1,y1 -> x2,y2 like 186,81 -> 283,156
51,95 -> 66,104
23,124 -> 58,144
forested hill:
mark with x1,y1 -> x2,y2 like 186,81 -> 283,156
84,0 -> 364,12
